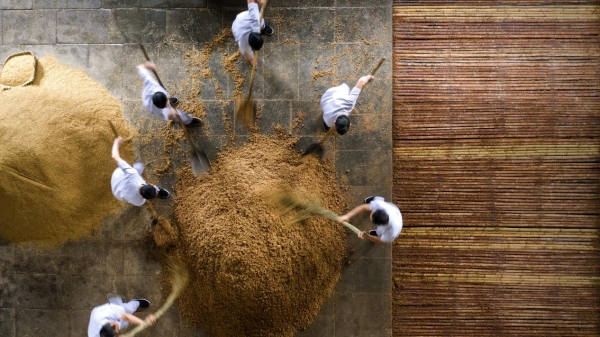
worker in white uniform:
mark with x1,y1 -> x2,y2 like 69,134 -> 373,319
320,74 -> 375,135
110,137 -> 170,207
136,61 -> 202,127
87,296 -> 155,337
232,0 -> 274,67
338,196 -> 403,245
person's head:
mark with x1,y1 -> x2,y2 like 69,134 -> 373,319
100,322 -> 119,337
371,210 -> 389,225
248,32 -> 264,51
139,184 -> 158,200
152,91 -> 168,109
335,115 -> 350,135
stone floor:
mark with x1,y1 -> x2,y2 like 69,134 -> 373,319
0,1 -> 392,336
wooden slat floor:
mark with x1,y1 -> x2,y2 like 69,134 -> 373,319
392,2 -> 600,336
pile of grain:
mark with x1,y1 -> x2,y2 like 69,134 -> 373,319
0,53 -> 35,87
172,135 -> 346,337
0,56 -> 132,245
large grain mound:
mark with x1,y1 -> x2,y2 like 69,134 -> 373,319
0,56 -> 132,245
173,135 -> 346,337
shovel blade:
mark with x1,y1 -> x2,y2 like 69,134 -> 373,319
236,97 -> 256,129
190,149 -> 211,175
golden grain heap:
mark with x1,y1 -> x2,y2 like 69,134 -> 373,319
0,56 -> 132,245
171,135 -> 347,337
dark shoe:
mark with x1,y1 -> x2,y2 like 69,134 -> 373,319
369,230 -> 378,237
364,196 -> 375,204
157,188 -> 170,199
132,299 -> 151,309
186,117 -> 202,127
261,24 -> 274,36
150,218 -> 158,228
169,97 -> 179,107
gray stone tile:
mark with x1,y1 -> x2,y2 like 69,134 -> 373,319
102,0 -> 136,8
13,245 -> 64,275
336,257 -> 391,293
59,274 -> 117,309
138,0 -> 169,8
0,308 -> 15,337
2,10 -> 56,44
263,43 -> 299,100
69,309 -> 90,337
345,231 -> 392,259
298,0 -> 334,7
0,243 -> 15,275
123,44 -> 153,101
336,328 -> 392,337
67,0 -> 101,8
269,0 -> 298,6
170,0 -> 206,8
206,0 -> 245,8
113,9 -> 167,43
153,42 -> 191,95
16,309 -> 70,336
335,44 -> 392,82
14,273 -> 64,309
57,9 -> 115,44
1,0 -> 32,9
123,275 -> 163,302
345,186 -> 392,207
352,78 -> 393,117
123,241 -> 162,276
34,0 -> 67,8
335,292 -> 391,331
54,44 -> 89,70
336,7 -> 391,43
166,9 -> 223,44
336,114 -> 392,151
291,100 -> 321,136
336,150 -> 393,186
298,43 -> 336,101
255,99 -> 291,135
0,273 -> 17,307
273,8 -> 335,44
88,44 -> 124,100
203,100 -> 234,136
336,0 -> 391,7
294,313 -> 334,337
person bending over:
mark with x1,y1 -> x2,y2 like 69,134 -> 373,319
320,75 -> 375,135
136,62 -> 202,127
111,137 -> 170,208
338,196 -> 402,245
232,0 -> 274,67
88,295 -> 155,337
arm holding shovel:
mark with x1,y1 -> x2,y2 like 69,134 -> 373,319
338,204 -> 386,245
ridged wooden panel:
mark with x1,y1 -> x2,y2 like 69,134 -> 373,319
392,4 -> 600,336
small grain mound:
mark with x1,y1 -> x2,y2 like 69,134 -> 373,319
0,53 -> 35,87
0,56 -> 132,245
172,135 -> 346,337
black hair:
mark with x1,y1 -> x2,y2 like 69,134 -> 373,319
152,91 -> 168,109
248,32 -> 264,51
140,185 -> 157,200
100,323 -> 118,337
372,210 -> 389,225
335,115 -> 350,135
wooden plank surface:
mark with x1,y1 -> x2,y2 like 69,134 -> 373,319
392,3 -> 600,336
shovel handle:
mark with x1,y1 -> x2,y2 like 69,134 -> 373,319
139,44 -> 165,89
370,58 -> 385,76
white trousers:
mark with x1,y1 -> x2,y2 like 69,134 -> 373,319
108,296 -> 140,314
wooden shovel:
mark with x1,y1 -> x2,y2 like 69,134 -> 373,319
302,57 -> 386,160
235,0 -> 268,129
139,44 -> 211,175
